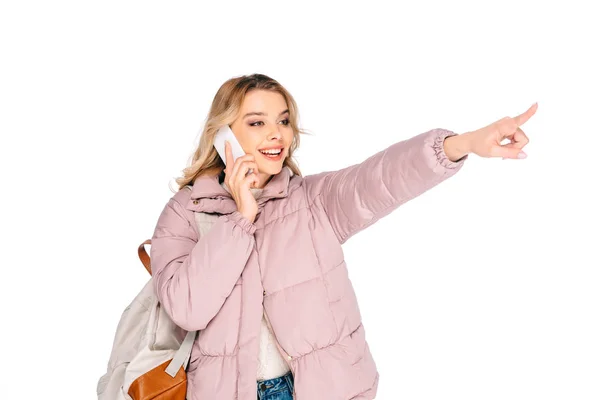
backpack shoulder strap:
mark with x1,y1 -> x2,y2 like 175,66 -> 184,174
138,240 -> 152,275
165,330 -> 198,377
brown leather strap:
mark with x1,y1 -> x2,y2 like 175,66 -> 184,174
138,239 -> 152,275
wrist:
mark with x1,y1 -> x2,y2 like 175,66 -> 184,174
443,133 -> 471,162
240,210 -> 257,224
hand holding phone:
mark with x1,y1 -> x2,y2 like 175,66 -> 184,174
214,126 -> 260,223
214,125 -> 253,174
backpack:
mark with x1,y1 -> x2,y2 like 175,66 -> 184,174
97,187 -> 218,400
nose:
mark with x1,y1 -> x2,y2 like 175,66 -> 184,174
267,127 -> 283,141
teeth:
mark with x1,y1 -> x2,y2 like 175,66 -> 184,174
260,149 -> 282,155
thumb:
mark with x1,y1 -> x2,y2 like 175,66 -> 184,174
491,145 -> 528,159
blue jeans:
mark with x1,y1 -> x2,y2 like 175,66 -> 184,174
257,371 -> 294,399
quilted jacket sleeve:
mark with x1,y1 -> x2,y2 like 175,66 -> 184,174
304,128 -> 468,244
150,198 -> 255,331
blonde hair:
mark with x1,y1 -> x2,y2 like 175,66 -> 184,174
170,73 -> 310,193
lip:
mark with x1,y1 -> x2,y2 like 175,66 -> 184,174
258,146 -> 284,151
258,148 -> 285,162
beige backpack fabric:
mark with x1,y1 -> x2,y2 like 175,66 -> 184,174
97,187 -> 218,399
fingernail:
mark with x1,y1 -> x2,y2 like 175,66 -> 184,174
517,151 -> 527,159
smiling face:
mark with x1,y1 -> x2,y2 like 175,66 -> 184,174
229,89 -> 294,188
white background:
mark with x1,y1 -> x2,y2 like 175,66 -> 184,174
1,1 -> 599,399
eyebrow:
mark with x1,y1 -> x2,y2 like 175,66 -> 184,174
243,109 -> 289,119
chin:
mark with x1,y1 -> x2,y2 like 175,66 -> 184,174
262,165 -> 282,175
255,153 -> 287,176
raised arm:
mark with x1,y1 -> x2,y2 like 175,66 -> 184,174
304,128 -> 468,244
150,197 -> 256,331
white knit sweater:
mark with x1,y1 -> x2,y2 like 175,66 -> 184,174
220,181 -> 291,381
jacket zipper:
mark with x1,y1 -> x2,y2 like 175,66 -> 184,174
263,290 -> 297,398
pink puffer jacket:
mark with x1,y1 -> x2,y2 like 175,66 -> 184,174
150,128 -> 468,399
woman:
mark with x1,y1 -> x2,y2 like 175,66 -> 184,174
150,73 -> 535,400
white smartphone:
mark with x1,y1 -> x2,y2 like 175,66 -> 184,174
213,125 -> 253,174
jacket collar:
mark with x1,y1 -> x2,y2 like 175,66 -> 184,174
184,166 -> 292,214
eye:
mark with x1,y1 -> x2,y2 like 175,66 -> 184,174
249,119 -> 290,127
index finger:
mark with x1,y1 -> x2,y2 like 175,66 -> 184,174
513,102 -> 538,126
224,140 -> 234,174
